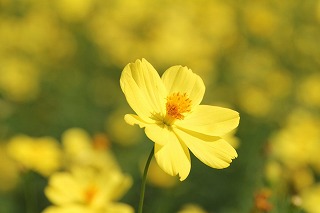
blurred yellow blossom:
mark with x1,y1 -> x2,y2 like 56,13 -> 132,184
270,109 -> 320,170
6,135 -> 62,176
230,48 -> 293,119
106,109 -> 143,146
62,128 -> 119,171
238,86 -> 271,117
88,0 -> 237,76
264,160 -> 283,186
243,3 -> 279,37
0,145 -> 19,192
177,204 -> 207,213
0,11 -> 75,65
146,158 -> 177,188
291,167 -> 315,193
0,57 -> 39,102
301,184 -> 320,213
55,0 -> 94,22
297,73 -> 320,108
43,167 -> 133,213
121,59 -> 239,181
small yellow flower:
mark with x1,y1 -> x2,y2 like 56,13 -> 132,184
120,59 -> 239,181
61,128 -> 119,171
43,167 -> 133,213
6,135 -> 61,176
177,203 -> 208,213
301,184 -> 320,213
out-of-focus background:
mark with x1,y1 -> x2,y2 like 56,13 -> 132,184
1,0 -> 320,212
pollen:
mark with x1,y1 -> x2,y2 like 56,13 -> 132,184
166,92 -> 192,120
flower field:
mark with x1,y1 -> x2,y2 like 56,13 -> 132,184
1,1 -> 320,212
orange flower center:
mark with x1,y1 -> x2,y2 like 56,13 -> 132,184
166,92 -> 192,120
84,185 -> 97,204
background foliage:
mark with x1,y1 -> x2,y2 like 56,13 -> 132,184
1,0 -> 320,212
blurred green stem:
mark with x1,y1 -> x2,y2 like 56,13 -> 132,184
24,172 -> 36,213
138,146 -> 154,213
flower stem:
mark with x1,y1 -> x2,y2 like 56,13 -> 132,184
138,146 -> 154,213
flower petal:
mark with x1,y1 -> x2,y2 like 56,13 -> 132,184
144,124 -> 171,146
174,128 -> 238,169
124,114 -> 152,128
105,203 -> 134,213
45,173 -> 82,205
161,65 -> 205,107
152,126 -> 191,181
120,59 -> 167,122
42,205 -> 89,213
175,105 -> 240,137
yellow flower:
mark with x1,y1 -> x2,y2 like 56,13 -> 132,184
301,184 -> 320,213
0,145 -> 19,192
61,128 -> 119,171
177,203 -> 208,213
120,59 -> 239,181
6,135 -> 62,176
43,167 -> 133,213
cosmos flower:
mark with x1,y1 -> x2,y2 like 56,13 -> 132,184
6,135 -> 62,176
120,59 -> 239,181
43,167 -> 133,213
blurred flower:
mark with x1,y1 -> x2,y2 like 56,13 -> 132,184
301,184 -> 320,213
105,109 -> 143,146
243,3 -> 279,37
297,73 -> 320,108
88,0 -> 237,76
0,145 -> 19,192
0,57 -> 40,102
177,204 -> 207,213
54,0 -> 94,22
238,86 -> 271,117
146,158 -> 177,188
43,167 -> 133,213
264,160 -> 283,186
121,59 -> 239,181
270,109 -> 320,170
252,188 -> 273,213
231,48 -> 292,119
0,10 -> 75,67
6,135 -> 62,177
291,167 -> 315,193
62,128 -> 119,171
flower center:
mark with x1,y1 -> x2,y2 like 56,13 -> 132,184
84,185 -> 97,204
166,92 -> 192,120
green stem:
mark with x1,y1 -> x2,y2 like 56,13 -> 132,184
138,146 -> 154,213
24,171 -> 36,213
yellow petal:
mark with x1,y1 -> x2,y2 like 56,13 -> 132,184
42,205 -> 88,213
124,114 -> 151,128
144,124 -> 171,146
153,127 -> 191,181
174,127 -> 237,169
45,173 -> 82,205
161,65 -> 205,107
105,203 -> 135,213
175,105 -> 240,136
120,59 -> 167,122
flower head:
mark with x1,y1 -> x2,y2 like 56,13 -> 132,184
120,59 -> 239,181
6,135 -> 62,176
43,167 -> 133,213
